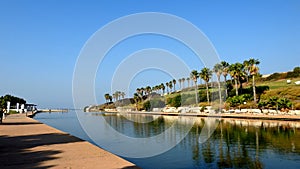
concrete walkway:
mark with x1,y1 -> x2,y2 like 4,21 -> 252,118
0,114 -> 139,169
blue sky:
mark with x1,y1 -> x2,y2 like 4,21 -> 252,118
0,0 -> 299,108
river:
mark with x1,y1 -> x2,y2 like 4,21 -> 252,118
34,110 -> 300,169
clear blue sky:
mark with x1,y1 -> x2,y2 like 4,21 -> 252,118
0,0 -> 299,108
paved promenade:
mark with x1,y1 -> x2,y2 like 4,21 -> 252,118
0,114 -> 139,169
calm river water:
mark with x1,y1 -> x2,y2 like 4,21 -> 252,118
34,110 -> 300,169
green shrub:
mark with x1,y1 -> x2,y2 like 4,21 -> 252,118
143,99 -> 166,111
226,94 -> 253,107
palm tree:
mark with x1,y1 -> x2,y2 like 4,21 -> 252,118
120,92 -> 125,99
248,58 -> 260,102
166,82 -> 169,94
140,87 -> 145,96
169,81 -> 173,93
221,61 -> 230,97
133,93 -> 140,110
199,67 -> 212,104
160,83 -> 165,94
112,93 -> 117,101
243,60 -> 250,83
229,62 -> 244,96
104,93 -> 110,103
136,88 -> 143,98
213,63 -> 223,107
178,78 -> 182,89
186,77 -> 190,88
118,91 -> 122,100
172,79 -> 176,92
182,78 -> 186,88
145,86 -> 152,95
190,70 -> 199,104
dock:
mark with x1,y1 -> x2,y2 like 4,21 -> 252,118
0,114 -> 139,169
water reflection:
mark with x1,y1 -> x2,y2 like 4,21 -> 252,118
92,113 -> 300,168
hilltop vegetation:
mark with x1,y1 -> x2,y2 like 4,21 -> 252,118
96,60 -> 300,112
0,94 -> 26,109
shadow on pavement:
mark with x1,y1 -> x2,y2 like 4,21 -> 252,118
0,133 -> 83,169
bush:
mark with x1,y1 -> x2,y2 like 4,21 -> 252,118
0,94 -> 26,109
143,99 -> 166,111
226,94 -> 253,107
294,102 -> 300,110
181,94 -> 196,106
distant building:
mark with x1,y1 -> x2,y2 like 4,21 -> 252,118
262,74 -> 271,78
25,104 -> 37,111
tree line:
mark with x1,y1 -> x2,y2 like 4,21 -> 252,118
104,58 -> 297,110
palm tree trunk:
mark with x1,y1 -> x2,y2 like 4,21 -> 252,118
224,76 -> 228,98
234,78 -> 238,96
217,77 -> 222,112
195,81 -> 198,104
253,75 -> 257,102
206,82 -> 210,104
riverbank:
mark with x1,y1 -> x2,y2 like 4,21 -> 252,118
0,114 -> 139,169
98,110 -> 300,121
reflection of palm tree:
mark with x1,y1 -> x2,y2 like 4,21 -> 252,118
192,125 -> 200,165
186,77 -> 190,88
202,139 -> 214,164
199,67 -> 212,104
190,70 -> 199,104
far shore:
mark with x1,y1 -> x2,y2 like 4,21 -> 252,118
87,108 -> 300,121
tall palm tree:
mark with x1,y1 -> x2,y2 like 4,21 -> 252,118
166,82 -> 169,94
136,88 -> 143,98
169,81 -> 173,93
213,63 -> 223,107
104,93 -> 110,103
145,86 -> 152,95
117,91 -> 122,100
133,93 -> 140,110
172,79 -> 176,92
243,60 -> 250,83
160,83 -> 165,94
221,61 -> 230,97
186,77 -> 190,88
112,93 -> 117,101
140,87 -> 145,96
229,63 -> 244,96
199,67 -> 212,104
190,70 -> 199,104
182,78 -> 186,89
178,78 -> 182,89
120,92 -> 125,99
248,58 -> 260,102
